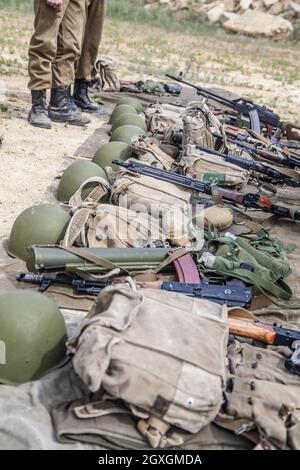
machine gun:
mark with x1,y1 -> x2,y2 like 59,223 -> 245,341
112,159 -> 300,221
195,143 -> 300,187
166,73 -> 300,142
228,316 -> 300,376
17,272 -> 253,308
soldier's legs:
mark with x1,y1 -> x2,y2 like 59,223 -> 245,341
45,0 -> 91,126
73,0 -> 106,113
52,0 -> 86,88
28,0 -> 70,91
28,0 -> 72,128
76,0 -> 106,81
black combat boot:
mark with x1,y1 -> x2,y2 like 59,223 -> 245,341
28,90 -> 52,129
73,79 -> 103,114
49,88 -> 91,126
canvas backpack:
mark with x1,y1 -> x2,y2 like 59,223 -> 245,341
67,282 -> 229,448
181,145 -> 250,188
144,103 -> 183,135
182,101 -> 222,149
62,204 -> 169,249
217,339 -> 300,450
129,136 -> 175,171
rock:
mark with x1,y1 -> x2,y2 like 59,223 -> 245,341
223,10 -> 294,39
263,0 -> 279,7
287,1 -> 300,16
269,2 -> 286,15
220,11 -> 240,24
224,0 -> 238,12
207,3 -> 225,23
239,0 -> 253,11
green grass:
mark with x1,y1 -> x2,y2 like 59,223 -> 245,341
0,0 -> 31,10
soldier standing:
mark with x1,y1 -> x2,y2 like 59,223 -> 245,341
72,0 -> 107,114
28,0 -> 90,129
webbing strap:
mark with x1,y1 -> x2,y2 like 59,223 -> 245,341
214,418 -> 260,445
58,246 -> 129,274
152,248 -> 189,274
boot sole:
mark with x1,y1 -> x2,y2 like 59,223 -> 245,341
28,120 -> 52,129
49,117 -> 91,126
76,107 -> 104,115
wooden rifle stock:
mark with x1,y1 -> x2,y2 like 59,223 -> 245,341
228,317 -> 276,345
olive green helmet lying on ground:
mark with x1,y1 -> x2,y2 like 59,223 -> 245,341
110,113 -> 147,134
7,204 -> 71,261
0,291 -> 67,385
109,104 -> 137,125
110,125 -> 147,144
92,142 -> 130,170
117,97 -> 143,113
57,160 -> 109,203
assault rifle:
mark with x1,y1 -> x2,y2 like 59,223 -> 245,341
17,272 -> 111,293
228,317 -> 300,376
166,73 -> 300,142
17,272 -> 253,308
112,159 -> 300,221
212,132 -> 300,169
195,143 -> 300,187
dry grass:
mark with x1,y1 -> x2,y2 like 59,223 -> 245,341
0,6 -> 300,121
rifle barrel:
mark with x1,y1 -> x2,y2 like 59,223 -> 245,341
166,74 -> 235,108
196,143 -> 299,186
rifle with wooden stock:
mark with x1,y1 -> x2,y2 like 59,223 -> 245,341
17,272 -> 253,308
228,316 -> 300,376
113,159 -> 300,221
195,143 -> 300,187
166,73 -> 300,142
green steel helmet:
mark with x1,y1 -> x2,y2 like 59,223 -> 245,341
0,291 -> 67,385
117,97 -> 143,113
92,142 -> 130,170
57,160 -> 108,203
109,104 -> 137,125
8,204 -> 71,261
110,113 -> 147,134
110,125 -> 147,144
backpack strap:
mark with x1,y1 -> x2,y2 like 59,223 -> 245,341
137,416 -> 184,449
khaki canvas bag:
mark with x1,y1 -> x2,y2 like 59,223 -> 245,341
129,136 -> 175,171
63,204 -> 169,249
182,101 -> 222,149
181,145 -> 250,188
144,103 -> 183,135
67,282 -> 229,448
111,164 -> 192,217
110,168 -> 198,246
219,340 -> 300,450
91,57 -> 121,92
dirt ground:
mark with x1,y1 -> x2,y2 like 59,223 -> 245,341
0,8 -> 300,244
0,76 -> 111,240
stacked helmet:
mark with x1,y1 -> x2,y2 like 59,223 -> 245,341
8,204 -> 71,261
117,97 -> 143,113
57,160 -> 109,203
109,104 -> 137,125
92,142 -> 130,170
110,125 -> 147,144
0,292 -> 67,385
110,113 -> 147,134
